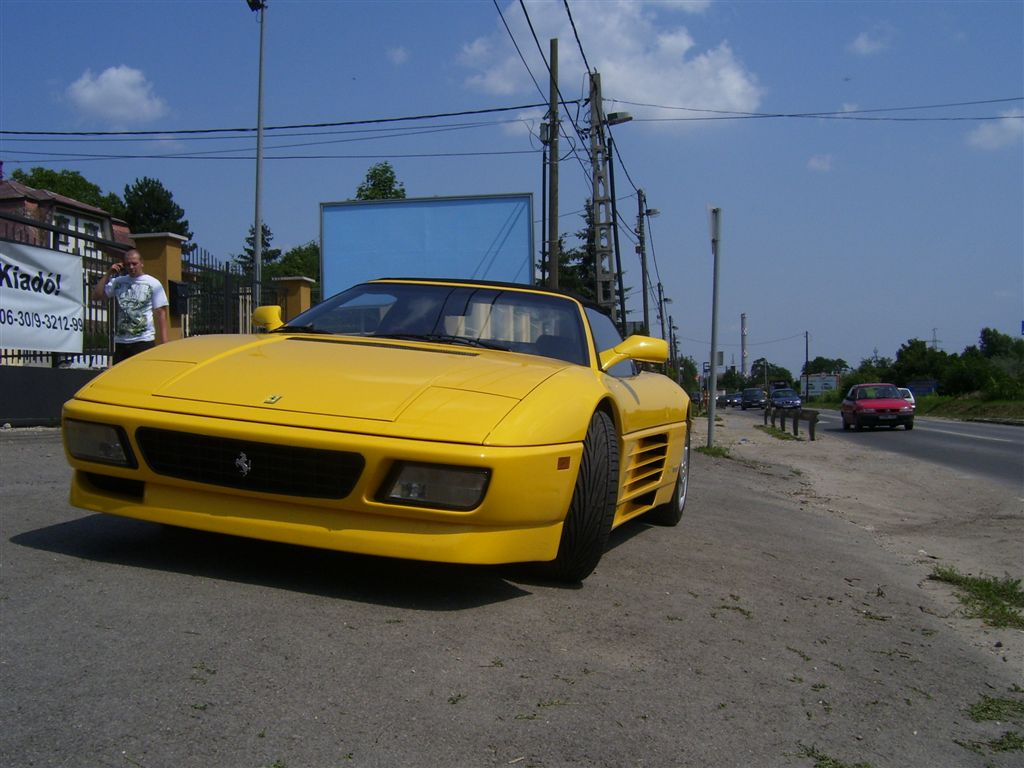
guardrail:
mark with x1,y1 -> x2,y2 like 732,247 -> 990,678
765,406 -> 820,441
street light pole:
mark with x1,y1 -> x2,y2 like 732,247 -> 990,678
547,38 -> 559,290
247,0 -> 267,307
707,207 -> 722,448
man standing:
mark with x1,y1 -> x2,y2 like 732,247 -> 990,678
91,249 -> 169,365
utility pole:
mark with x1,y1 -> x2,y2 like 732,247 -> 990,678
589,72 -> 616,320
607,137 -> 628,335
707,207 -> 722,448
546,38 -> 559,290
804,330 -> 810,398
741,313 -> 748,377
657,282 -> 666,339
636,189 -> 649,333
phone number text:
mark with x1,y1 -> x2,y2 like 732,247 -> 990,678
0,309 -> 84,332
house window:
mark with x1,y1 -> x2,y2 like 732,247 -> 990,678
52,209 -> 106,257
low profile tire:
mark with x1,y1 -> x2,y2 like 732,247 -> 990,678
544,410 -> 619,583
648,423 -> 691,527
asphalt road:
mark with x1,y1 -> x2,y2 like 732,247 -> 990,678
1,428 -> 1020,768
730,407 -> 1024,490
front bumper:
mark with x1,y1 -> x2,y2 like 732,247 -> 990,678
64,400 -> 581,565
855,412 -> 914,427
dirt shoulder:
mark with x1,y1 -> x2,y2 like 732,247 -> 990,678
697,409 -> 1024,666
701,409 -> 1022,579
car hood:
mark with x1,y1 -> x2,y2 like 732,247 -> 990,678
75,334 -> 573,442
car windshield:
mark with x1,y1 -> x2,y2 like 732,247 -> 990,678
859,385 -> 902,399
279,281 -> 589,365
773,389 -> 797,397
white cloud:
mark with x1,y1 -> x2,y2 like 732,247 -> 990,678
966,110 -> 1024,150
387,46 -> 409,65
808,154 -> 833,172
67,65 -> 166,124
848,25 -> 894,56
459,0 -> 760,126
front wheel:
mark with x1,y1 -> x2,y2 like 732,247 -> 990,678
905,422 -> 914,430
544,411 -> 619,582
648,423 -> 691,526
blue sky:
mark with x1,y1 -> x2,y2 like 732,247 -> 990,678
2,0 -> 1021,378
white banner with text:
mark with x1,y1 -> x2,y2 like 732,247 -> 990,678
0,241 -> 84,353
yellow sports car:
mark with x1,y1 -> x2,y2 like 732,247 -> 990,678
63,278 -> 691,581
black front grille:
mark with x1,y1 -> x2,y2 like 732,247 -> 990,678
136,428 -> 364,499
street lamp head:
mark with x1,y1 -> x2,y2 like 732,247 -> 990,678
246,0 -> 266,11
645,208 -> 660,217
606,111 -> 633,126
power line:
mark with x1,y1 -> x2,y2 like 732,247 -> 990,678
492,0 -> 547,104
0,102 -> 574,137
515,0 -> 592,180
605,96 -> 1023,122
4,148 -> 539,163
562,0 -> 593,76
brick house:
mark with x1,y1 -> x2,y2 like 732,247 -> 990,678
0,178 -> 134,257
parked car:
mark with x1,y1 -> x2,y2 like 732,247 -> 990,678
769,387 -> 802,409
741,388 -> 767,409
898,387 -> 916,409
841,383 -> 915,431
62,277 -> 693,582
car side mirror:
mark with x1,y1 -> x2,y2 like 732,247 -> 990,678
599,335 -> 668,370
252,305 -> 284,332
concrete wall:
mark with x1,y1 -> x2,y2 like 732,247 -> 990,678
0,367 -> 100,428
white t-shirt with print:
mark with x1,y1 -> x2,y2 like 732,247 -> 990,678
104,274 -> 169,343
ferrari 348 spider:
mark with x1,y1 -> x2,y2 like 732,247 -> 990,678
63,278 -> 691,581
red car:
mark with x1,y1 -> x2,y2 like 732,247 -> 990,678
840,383 -> 915,431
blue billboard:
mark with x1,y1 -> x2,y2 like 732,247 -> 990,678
320,193 -> 534,297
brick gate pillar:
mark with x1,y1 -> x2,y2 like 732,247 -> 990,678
133,233 -> 187,342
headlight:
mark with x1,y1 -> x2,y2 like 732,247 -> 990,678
900,406 -> 913,413
379,462 -> 490,510
64,419 -> 136,468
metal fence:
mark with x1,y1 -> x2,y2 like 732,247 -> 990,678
181,246 -> 255,337
0,216 -> 115,368
1,218 -> 259,368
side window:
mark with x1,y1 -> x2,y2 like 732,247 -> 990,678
585,308 -> 636,378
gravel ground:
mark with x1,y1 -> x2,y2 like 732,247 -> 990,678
1,422 -> 1021,768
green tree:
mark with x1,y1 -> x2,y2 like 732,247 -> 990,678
123,176 -> 192,239
354,162 -> 406,200
718,367 -> 747,392
265,240 -> 320,285
11,167 -> 125,217
676,355 -> 699,394
802,356 -> 849,376
234,223 -> 281,275
891,338 -> 950,385
979,327 -> 1023,361
748,358 -> 794,390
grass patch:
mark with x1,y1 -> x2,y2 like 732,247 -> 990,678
929,566 -> 1024,629
956,731 -> 1024,756
754,424 -> 801,441
968,695 -> 1024,724
697,444 -> 731,459
796,743 -> 873,768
